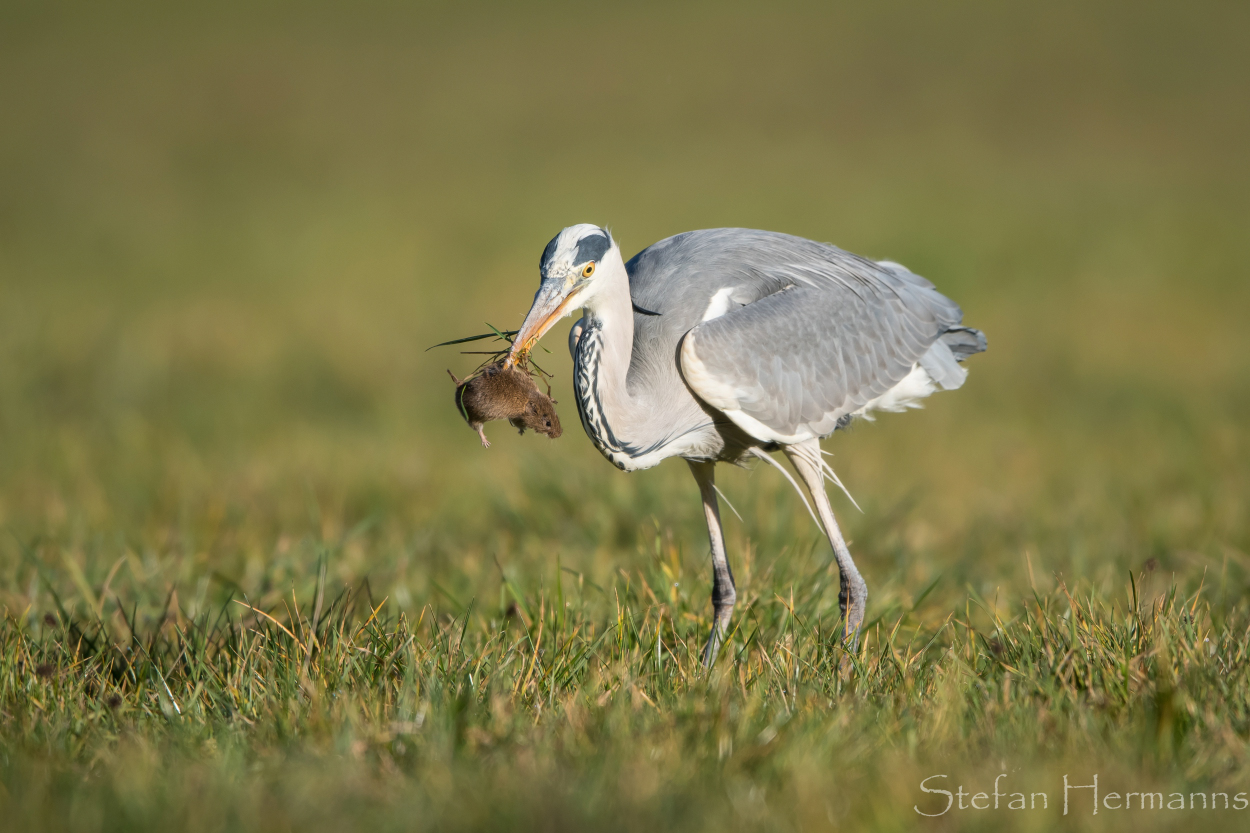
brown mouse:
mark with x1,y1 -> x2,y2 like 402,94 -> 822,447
450,363 -> 562,447
507,388 -> 562,440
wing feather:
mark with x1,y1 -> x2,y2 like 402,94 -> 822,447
678,269 -> 961,443
623,228 -> 981,444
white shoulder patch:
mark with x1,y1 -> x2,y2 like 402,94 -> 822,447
700,287 -> 738,322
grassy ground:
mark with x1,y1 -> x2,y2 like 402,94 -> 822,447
2,1 -> 1249,830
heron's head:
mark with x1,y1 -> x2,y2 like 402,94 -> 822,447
509,224 -> 620,362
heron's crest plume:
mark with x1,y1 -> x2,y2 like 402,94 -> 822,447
540,224 -> 615,280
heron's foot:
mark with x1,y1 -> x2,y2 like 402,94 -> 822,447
842,616 -> 863,652
838,573 -> 868,651
702,604 -> 735,667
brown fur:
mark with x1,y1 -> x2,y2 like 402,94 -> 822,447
450,363 -> 562,447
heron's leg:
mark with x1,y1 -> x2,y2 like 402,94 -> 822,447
783,439 -> 867,649
687,460 -> 735,666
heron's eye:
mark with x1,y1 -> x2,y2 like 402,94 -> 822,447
581,262 -> 595,278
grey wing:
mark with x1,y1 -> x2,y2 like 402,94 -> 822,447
657,230 -> 982,443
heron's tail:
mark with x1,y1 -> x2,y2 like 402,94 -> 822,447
918,327 -> 988,392
941,326 -> 987,361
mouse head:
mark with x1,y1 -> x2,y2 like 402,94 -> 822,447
523,393 -> 562,438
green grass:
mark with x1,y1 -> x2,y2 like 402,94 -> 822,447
2,1 -> 1249,830
7,553 -> 1250,831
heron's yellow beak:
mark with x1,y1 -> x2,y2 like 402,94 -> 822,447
507,280 -> 582,366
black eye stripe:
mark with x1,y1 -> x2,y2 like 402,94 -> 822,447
540,227 -> 611,278
573,232 -> 610,267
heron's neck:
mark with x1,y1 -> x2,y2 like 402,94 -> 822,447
575,268 -> 668,468
582,269 -> 637,412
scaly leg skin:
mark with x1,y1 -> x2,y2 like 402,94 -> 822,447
783,439 -> 867,650
688,460 -> 735,667
475,424 -> 491,448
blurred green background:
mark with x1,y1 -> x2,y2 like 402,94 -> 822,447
1,2 -> 1249,827
2,0 -> 1246,616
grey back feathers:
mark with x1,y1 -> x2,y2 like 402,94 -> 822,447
623,228 -> 985,444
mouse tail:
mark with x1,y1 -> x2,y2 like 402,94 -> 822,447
450,372 -> 471,423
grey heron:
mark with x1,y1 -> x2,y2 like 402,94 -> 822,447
507,225 -> 986,664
